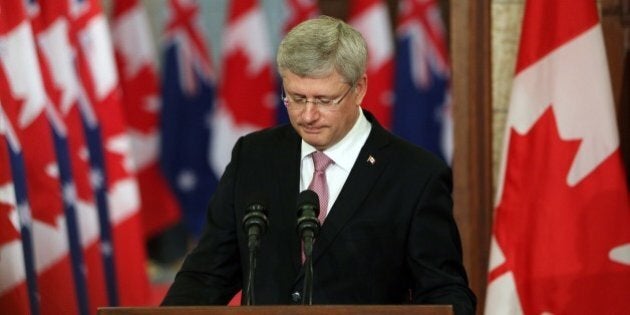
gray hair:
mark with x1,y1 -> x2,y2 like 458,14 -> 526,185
276,15 -> 367,86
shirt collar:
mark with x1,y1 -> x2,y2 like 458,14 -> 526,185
300,108 -> 372,172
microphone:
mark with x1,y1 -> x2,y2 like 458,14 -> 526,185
242,198 -> 269,306
296,190 -> 320,305
297,190 -> 320,246
242,202 -> 269,248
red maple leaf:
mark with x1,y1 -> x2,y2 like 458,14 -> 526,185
221,50 -> 276,127
0,52 -> 63,227
116,64 -> 160,133
284,0 -> 318,33
491,107 -> 630,314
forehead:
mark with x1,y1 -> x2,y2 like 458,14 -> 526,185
281,70 -> 346,92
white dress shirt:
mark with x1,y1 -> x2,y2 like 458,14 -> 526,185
299,108 -> 372,216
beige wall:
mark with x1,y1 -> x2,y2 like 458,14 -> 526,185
491,0 -> 523,197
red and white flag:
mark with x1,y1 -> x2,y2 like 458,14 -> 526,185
0,1 -> 79,313
28,0 -> 109,311
283,0 -> 318,34
66,0 -> 150,305
348,0 -> 394,128
0,104 -> 32,315
486,0 -> 630,314
112,0 -> 181,238
211,0 -> 277,175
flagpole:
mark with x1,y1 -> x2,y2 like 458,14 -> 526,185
1,106 -> 41,315
48,119 -> 91,315
77,90 -> 120,307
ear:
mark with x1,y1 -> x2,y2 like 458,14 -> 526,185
353,74 -> 368,106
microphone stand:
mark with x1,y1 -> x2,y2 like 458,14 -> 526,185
296,190 -> 320,305
242,204 -> 268,305
302,230 -> 315,305
245,230 -> 260,305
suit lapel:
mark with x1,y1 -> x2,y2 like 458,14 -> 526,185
293,112 -> 392,283
312,121 -> 391,263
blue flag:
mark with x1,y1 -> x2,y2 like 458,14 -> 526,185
393,0 -> 452,163
160,0 -> 218,237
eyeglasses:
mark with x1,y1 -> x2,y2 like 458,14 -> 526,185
282,85 -> 353,111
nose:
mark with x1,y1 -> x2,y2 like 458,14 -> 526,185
301,102 -> 320,122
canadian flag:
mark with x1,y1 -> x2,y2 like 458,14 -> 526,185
0,105 -> 35,314
28,0 -> 109,312
283,0 -> 319,35
112,0 -> 181,238
486,0 -> 630,314
211,0 -> 277,176
0,1 -> 79,313
65,0 -> 150,306
348,0 -> 394,128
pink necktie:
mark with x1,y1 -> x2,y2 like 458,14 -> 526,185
308,151 -> 334,222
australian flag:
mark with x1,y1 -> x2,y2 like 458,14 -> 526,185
393,0 -> 452,163
160,0 -> 218,237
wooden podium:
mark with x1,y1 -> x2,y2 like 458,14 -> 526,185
98,305 -> 453,315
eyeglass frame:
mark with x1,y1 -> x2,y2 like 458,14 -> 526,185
281,84 -> 354,111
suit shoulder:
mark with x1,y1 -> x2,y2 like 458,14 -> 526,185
385,133 -> 449,172
240,124 -> 295,144
233,124 -> 298,157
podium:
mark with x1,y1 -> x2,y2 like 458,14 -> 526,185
98,305 -> 453,315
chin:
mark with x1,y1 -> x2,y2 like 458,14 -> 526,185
303,138 -> 326,150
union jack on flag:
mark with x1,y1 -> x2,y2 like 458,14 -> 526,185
160,0 -> 218,237
393,0 -> 452,163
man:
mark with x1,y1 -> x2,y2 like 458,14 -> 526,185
162,16 -> 476,314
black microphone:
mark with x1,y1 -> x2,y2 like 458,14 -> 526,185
297,190 -> 320,245
242,197 -> 269,306
296,190 -> 320,305
243,202 -> 269,248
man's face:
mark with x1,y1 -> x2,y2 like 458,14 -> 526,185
281,70 -> 367,151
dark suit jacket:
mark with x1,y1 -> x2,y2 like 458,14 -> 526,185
162,112 -> 476,315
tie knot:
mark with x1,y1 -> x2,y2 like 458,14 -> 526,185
311,151 -> 333,172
